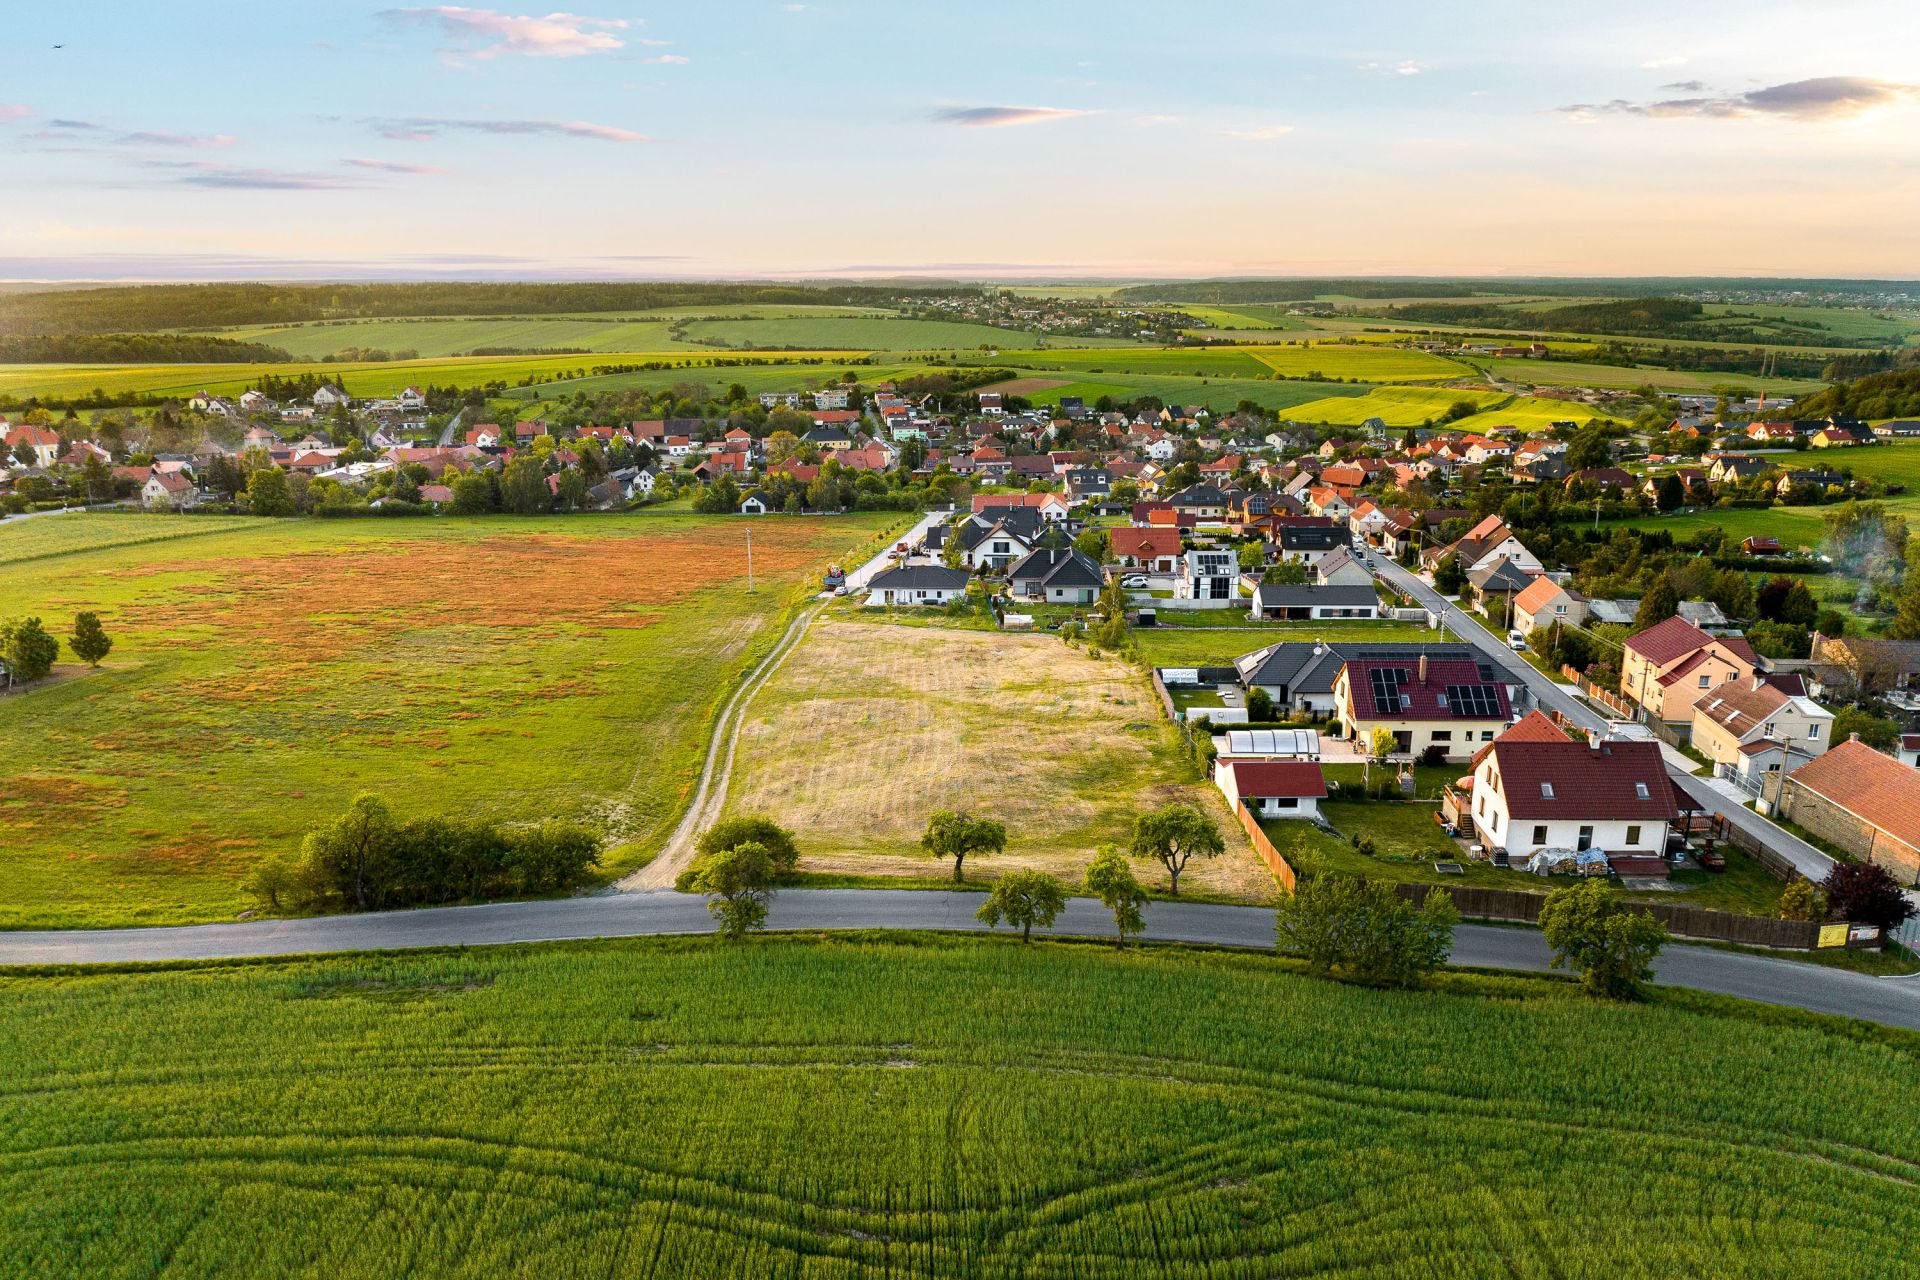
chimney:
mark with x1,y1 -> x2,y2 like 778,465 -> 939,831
1851,732 -> 1861,743
1418,652 -> 1429,684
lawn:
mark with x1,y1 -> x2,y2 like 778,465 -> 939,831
1133,622 -> 1438,669
0,511 -> 901,928
723,618 -> 1273,899
4,934 -> 1918,1278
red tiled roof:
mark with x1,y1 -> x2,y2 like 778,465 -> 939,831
1512,576 -> 1576,615
1225,761 -> 1328,799
1341,658 -> 1512,721
1785,740 -> 1920,844
1490,738 -> 1677,821
1624,614 -> 1714,665
1110,527 -> 1181,558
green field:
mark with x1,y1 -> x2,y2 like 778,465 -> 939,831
1478,357 -> 1829,395
5,934 -> 1917,1278
0,512 -> 258,563
968,344 -> 1465,384
1017,374 -> 1372,414
0,512 -> 899,928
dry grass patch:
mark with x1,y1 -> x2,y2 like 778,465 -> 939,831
726,620 -> 1270,899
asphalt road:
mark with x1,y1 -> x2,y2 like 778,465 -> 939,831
4,889 -> 1917,1029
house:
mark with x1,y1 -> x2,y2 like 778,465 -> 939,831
398,385 -> 427,412
1690,676 -> 1833,791
1274,523 -> 1344,568
953,511 -> 1043,572
1064,468 -> 1113,503
1334,653 -> 1513,760
1178,548 -> 1238,602
1620,615 -> 1758,729
239,389 -> 272,413
1747,421 -> 1801,444
737,491 -> 772,515
1809,634 -> 1920,698
1898,734 -> 1920,768
140,469 -> 198,510
1466,557 -> 1539,613
1741,536 -> 1786,556
1304,487 -> 1354,520
1467,714 -> 1676,866
3,425 -> 60,469
1776,738 -> 1920,882
1007,548 -> 1104,603
1167,484 -> 1231,520
973,492 -> 1070,523
311,384 -> 350,409
1812,422 -> 1874,449
1565,467 -> 1636,494
1250,583 -> 1381,621
1709,454 -> 1772,485
1236,642 -> 1484,717
1422,515 -> 1541,575
812,388 -> 850,410
1511,577 -> 1588,636
1110,526 -> 1182,574
1214,759 -> 1327,821
1313,546 -> 1374,588
866,564 -> 972,607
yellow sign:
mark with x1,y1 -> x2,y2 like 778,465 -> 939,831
1817,924 -> 1849,949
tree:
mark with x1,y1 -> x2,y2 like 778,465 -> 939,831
1832,706 -> 1899,750
687,840 -> 776,939
449,470 -> 497,515
0,616 -> 60,683
1263,559 -> 1309,585
1074,527 -> 1110,563
975,870 -> 1067,941
68,612 -> 111,667
1821,862 -> 1917,929
1084,845 -> 1148,948
1776,879 -> 1825,922
555,467 -> 589,511
1633,574 -> 1679,631
1274,878 -> 1458,988
695,816 -> 800,879
81,452 -> 114,502
1368,726 -> 1398,761
1778,578 -> 1817,627
246,466 -> 294,517
1538,880 -> 1668,1000
694,473 -> 743,515
921,810 -> 1006,882
501,456 -> 551,515
1567,426 -> 1613,470
300,793 -> 398,912
1246,687 -> 1274,722
1130,802 -> 1224,896
1431,553 -> 1465,595
1655,473 -> 1684,512
1237,540 -> 1267,572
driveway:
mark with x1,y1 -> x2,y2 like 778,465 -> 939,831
841,509 -> 946,592
3,889 -> 1917,1029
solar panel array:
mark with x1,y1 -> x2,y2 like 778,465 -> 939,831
1367,667 -> 1411,713
1446,684 -> 1502,717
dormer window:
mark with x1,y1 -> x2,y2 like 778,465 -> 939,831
1540,782 -> 1554,799
1634,782 -> 1650,799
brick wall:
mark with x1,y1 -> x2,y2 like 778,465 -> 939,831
1781,780 -> 1920,881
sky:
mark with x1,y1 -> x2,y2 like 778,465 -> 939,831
3,0 -> 1919,281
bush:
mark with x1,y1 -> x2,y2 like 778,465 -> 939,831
1776,879 -> 1825,922
1821,862 -> 1917,930
687,841 -> 776,938
1274,878 -> 1458,988
694,816 -> 799,878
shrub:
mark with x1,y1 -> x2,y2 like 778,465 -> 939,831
1776,879 -> 1825,922
695,816 -> 799,878
1539,880 -> 1668,1000
1821,862 -> 1917,930
1274,878 -> 1458,988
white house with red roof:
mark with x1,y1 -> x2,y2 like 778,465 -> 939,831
4,424 -> 60,469
1214,759 -> 1327,820
1467,713 -> 1676,866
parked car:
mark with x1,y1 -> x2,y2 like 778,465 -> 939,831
1507,630 -> 1527,651
1120,574 -> 1148,588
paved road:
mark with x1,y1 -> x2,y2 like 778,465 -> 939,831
842,509 -> 946,590
3,889 -> 1917,1028
434,407 -> 465,449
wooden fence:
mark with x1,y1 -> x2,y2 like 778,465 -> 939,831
1562,666 -> 1636,718
1233,801 -> 1297,893
1393,882 -> 1877,950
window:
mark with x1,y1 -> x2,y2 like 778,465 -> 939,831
1809,724 -> 1821,739
1634,782 -> 1650,799
1626,825 -> 1641,846
1698,675 -> 1711,689
1432,730 -> 1451,741
1576,825 -> 1594,851
1532,825 -> 1547,845
1764,722 -> 1775,738
1554,604 -> 1566,615
1274,797 -> 1298,810
1540,782 -> 1555,799
1492,812 -> 1501,832
1482,730 -> 1495,741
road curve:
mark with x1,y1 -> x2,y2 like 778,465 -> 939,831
3,889 -> 1917,1030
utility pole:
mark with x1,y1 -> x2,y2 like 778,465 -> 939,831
745,527 -> 754,593
1593,495 -> 1602,532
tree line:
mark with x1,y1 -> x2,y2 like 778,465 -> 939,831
0,333 -> 295,364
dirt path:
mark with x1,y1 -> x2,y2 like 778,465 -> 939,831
617,603 -> 822,891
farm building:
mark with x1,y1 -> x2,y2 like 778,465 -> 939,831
1775,738 -> 1920,883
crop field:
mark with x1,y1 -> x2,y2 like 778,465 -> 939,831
1245,345 -> 1468,381
724,619 -> 1269,898
0,512 -> 900,928
0,350 -> 874,404
676,316 -> 1059,351
1697,303 -> 1920,345
1445,396 -> 1624,432
1014,373 -> 1371,414
0,511 -> 259,563
5,935 -> 1919,1279
1478,357 -> 1830,395
1277,386 -> 1503,426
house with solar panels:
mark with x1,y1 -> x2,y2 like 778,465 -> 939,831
1333,653 -> 1513,761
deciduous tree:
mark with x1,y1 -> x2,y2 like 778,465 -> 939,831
688,841 -> 776,939
1130,802 -> 1224,896
975,870 -> 1067,941
1538,880 -> 1668,1000
0,616 -> 60,683
1084,845 -> 1147,948
1821,862 -> 1917,930
921,810 -> 1006,882
1274,877 -> 1458,987
68,612 -> 111,667
696,816 -> 800,878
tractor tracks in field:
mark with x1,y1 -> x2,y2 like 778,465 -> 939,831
617,602 -> 821,892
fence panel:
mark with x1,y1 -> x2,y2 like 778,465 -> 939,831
1393,883 -> 1834,949
1233,802 -> 1296,893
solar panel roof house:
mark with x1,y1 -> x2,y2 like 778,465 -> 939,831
1334,654 -> 1513,762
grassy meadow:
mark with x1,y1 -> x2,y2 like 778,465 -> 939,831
723,618 -> 1269,898
0,511 -> 901,927
3,934 -> 1918,1278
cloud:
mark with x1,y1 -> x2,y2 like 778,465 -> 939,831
371,116 -> 648,141
1659,80 -> 1708,93
139,160 -> 361,190
342,157 -> 448,174
119,130 -> 240,148
1358,60 -> 1424,76
47,118 -> 102,131
1640,55 -> 1687,69
930,105 -> 1093,128
1222,124 -> 1295,141
0,104 -> 30,124
783,2 -> 805,9
381,6 -> 628,59
636,53 -> 688,64
1561,76 -> 1919,122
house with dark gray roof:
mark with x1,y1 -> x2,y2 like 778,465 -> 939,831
1008,548 -> 1104,603
1249,583 -> 1381,621
866,564 -> 973,606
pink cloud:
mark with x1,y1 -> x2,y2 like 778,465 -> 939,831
0,104 -> 31,124
382,6 -> 628,59
343,157 -> 449,174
